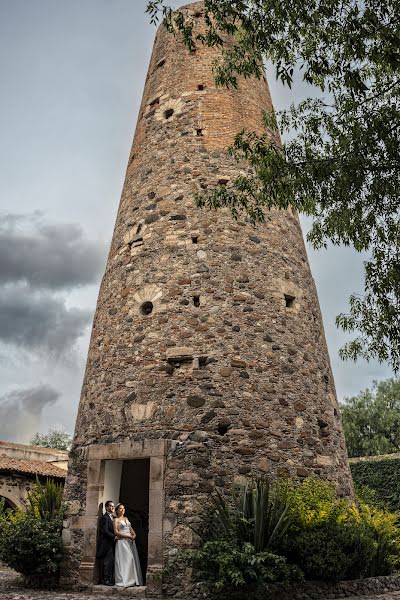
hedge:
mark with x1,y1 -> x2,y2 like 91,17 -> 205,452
350,458 -> 400,511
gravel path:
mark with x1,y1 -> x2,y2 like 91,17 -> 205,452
0,569 -> 145,599
2,568 -> 400,600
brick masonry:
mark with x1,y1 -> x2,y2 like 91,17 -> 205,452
61,1 -> 353,592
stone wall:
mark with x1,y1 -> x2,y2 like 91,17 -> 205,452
0,472 -> 36,509
199,574 -> 400,600
61,1 -> 353,592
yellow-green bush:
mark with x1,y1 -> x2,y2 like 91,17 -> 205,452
279,478 -> 400,581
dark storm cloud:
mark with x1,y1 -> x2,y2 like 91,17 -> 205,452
0,384 -> 60,442
0,286 -> 92,354
0,213 -> 106,289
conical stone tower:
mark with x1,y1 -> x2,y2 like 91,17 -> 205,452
61,1 -> 353,591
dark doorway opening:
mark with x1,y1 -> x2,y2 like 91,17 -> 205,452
119,459 -> 150,582
0,496 -> 16,512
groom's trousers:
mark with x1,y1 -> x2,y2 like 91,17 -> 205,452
103,546 -> 114,583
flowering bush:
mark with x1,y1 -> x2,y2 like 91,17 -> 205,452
166,477 -> 400,595
279,478 -> 400,581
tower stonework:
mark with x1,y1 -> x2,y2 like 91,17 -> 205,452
61,1 -> 353,591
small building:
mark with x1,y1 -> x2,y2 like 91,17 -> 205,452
0,441 -> 68,509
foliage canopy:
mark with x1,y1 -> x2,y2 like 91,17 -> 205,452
146,0 -> 400,371
341,378 -> 400,457
30,429 -> 72,451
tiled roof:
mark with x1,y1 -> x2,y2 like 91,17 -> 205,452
0,456 -> 66,479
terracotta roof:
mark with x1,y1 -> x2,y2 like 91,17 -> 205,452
0,456 -> 66,479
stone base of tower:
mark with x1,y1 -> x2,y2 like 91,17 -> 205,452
60,432 -> 353,594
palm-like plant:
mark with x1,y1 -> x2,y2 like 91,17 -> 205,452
204,477 -> 292,552
27,476 -> 64,520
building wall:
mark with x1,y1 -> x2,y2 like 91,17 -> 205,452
0,472 -> 36,509
0,441 -> 68,467
61,1 -> 353,591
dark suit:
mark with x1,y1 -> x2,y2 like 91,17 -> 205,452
96,512 -> 115,584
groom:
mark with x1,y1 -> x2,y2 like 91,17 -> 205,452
96,500 -> 115,585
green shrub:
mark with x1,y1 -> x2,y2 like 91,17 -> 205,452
167,477 -> 400,593
182,540 -> 301,594
351,458 -> 400,511
278,478 -> 400,581
203,478 -> 293,552
0,478 -> 65,588
27,476 -> 64,520
167,477 -> 301,594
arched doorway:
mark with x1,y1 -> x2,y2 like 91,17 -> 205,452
0,495 -> 17,512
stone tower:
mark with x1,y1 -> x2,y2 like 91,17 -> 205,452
61,1 -> 352,591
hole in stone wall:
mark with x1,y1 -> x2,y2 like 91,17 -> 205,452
191,235 -> 198,244
218,178 -> 229,185
137,223 -> 143,234
194,11 -> 203,18
284,294 -> 295,308
193,295 -> 200,307
217,423 -> 229,436
156,59 -> 166,69
130,237 -> 143,247
197,84 -> 205,91
149,97 -> 160,107
164,108 -> 174,120
199,356 -> 207,369
196,129 -> 203,137
168,357 -> 192,373
140,301 -> 154,316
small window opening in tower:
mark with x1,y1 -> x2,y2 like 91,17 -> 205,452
137,223 -> 143,234
191,235 -> 198,244
193,295 -> 200,307
196,129 -> 203,137
197,84 -> 205,91
149,97 -> 160,107
199,356 -> 207,369
164,108 -> 174,120
218,178 -> 229,186
140,301 -> 154,316
217,423 -> 229,436
156,59 -> 166,69
284,294 -> 295,308
168,357 -> 192,372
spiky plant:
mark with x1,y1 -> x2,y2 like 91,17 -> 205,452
27,476 -> 64,520
204,477 -> 292,552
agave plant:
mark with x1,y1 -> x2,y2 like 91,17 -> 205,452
27,476 -> 64,520
204,477 -> 293,552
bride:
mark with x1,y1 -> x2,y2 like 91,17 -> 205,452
113,503 -> 143,587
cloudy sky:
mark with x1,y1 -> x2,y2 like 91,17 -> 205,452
0,0 -> 393,444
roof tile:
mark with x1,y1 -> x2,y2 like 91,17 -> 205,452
0,456 -> 66,479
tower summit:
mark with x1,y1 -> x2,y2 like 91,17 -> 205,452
61,1 -> 353,590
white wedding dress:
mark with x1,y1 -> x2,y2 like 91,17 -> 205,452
114,520 -> 144,587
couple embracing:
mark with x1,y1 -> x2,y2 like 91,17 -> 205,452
96,500 -> 143,588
